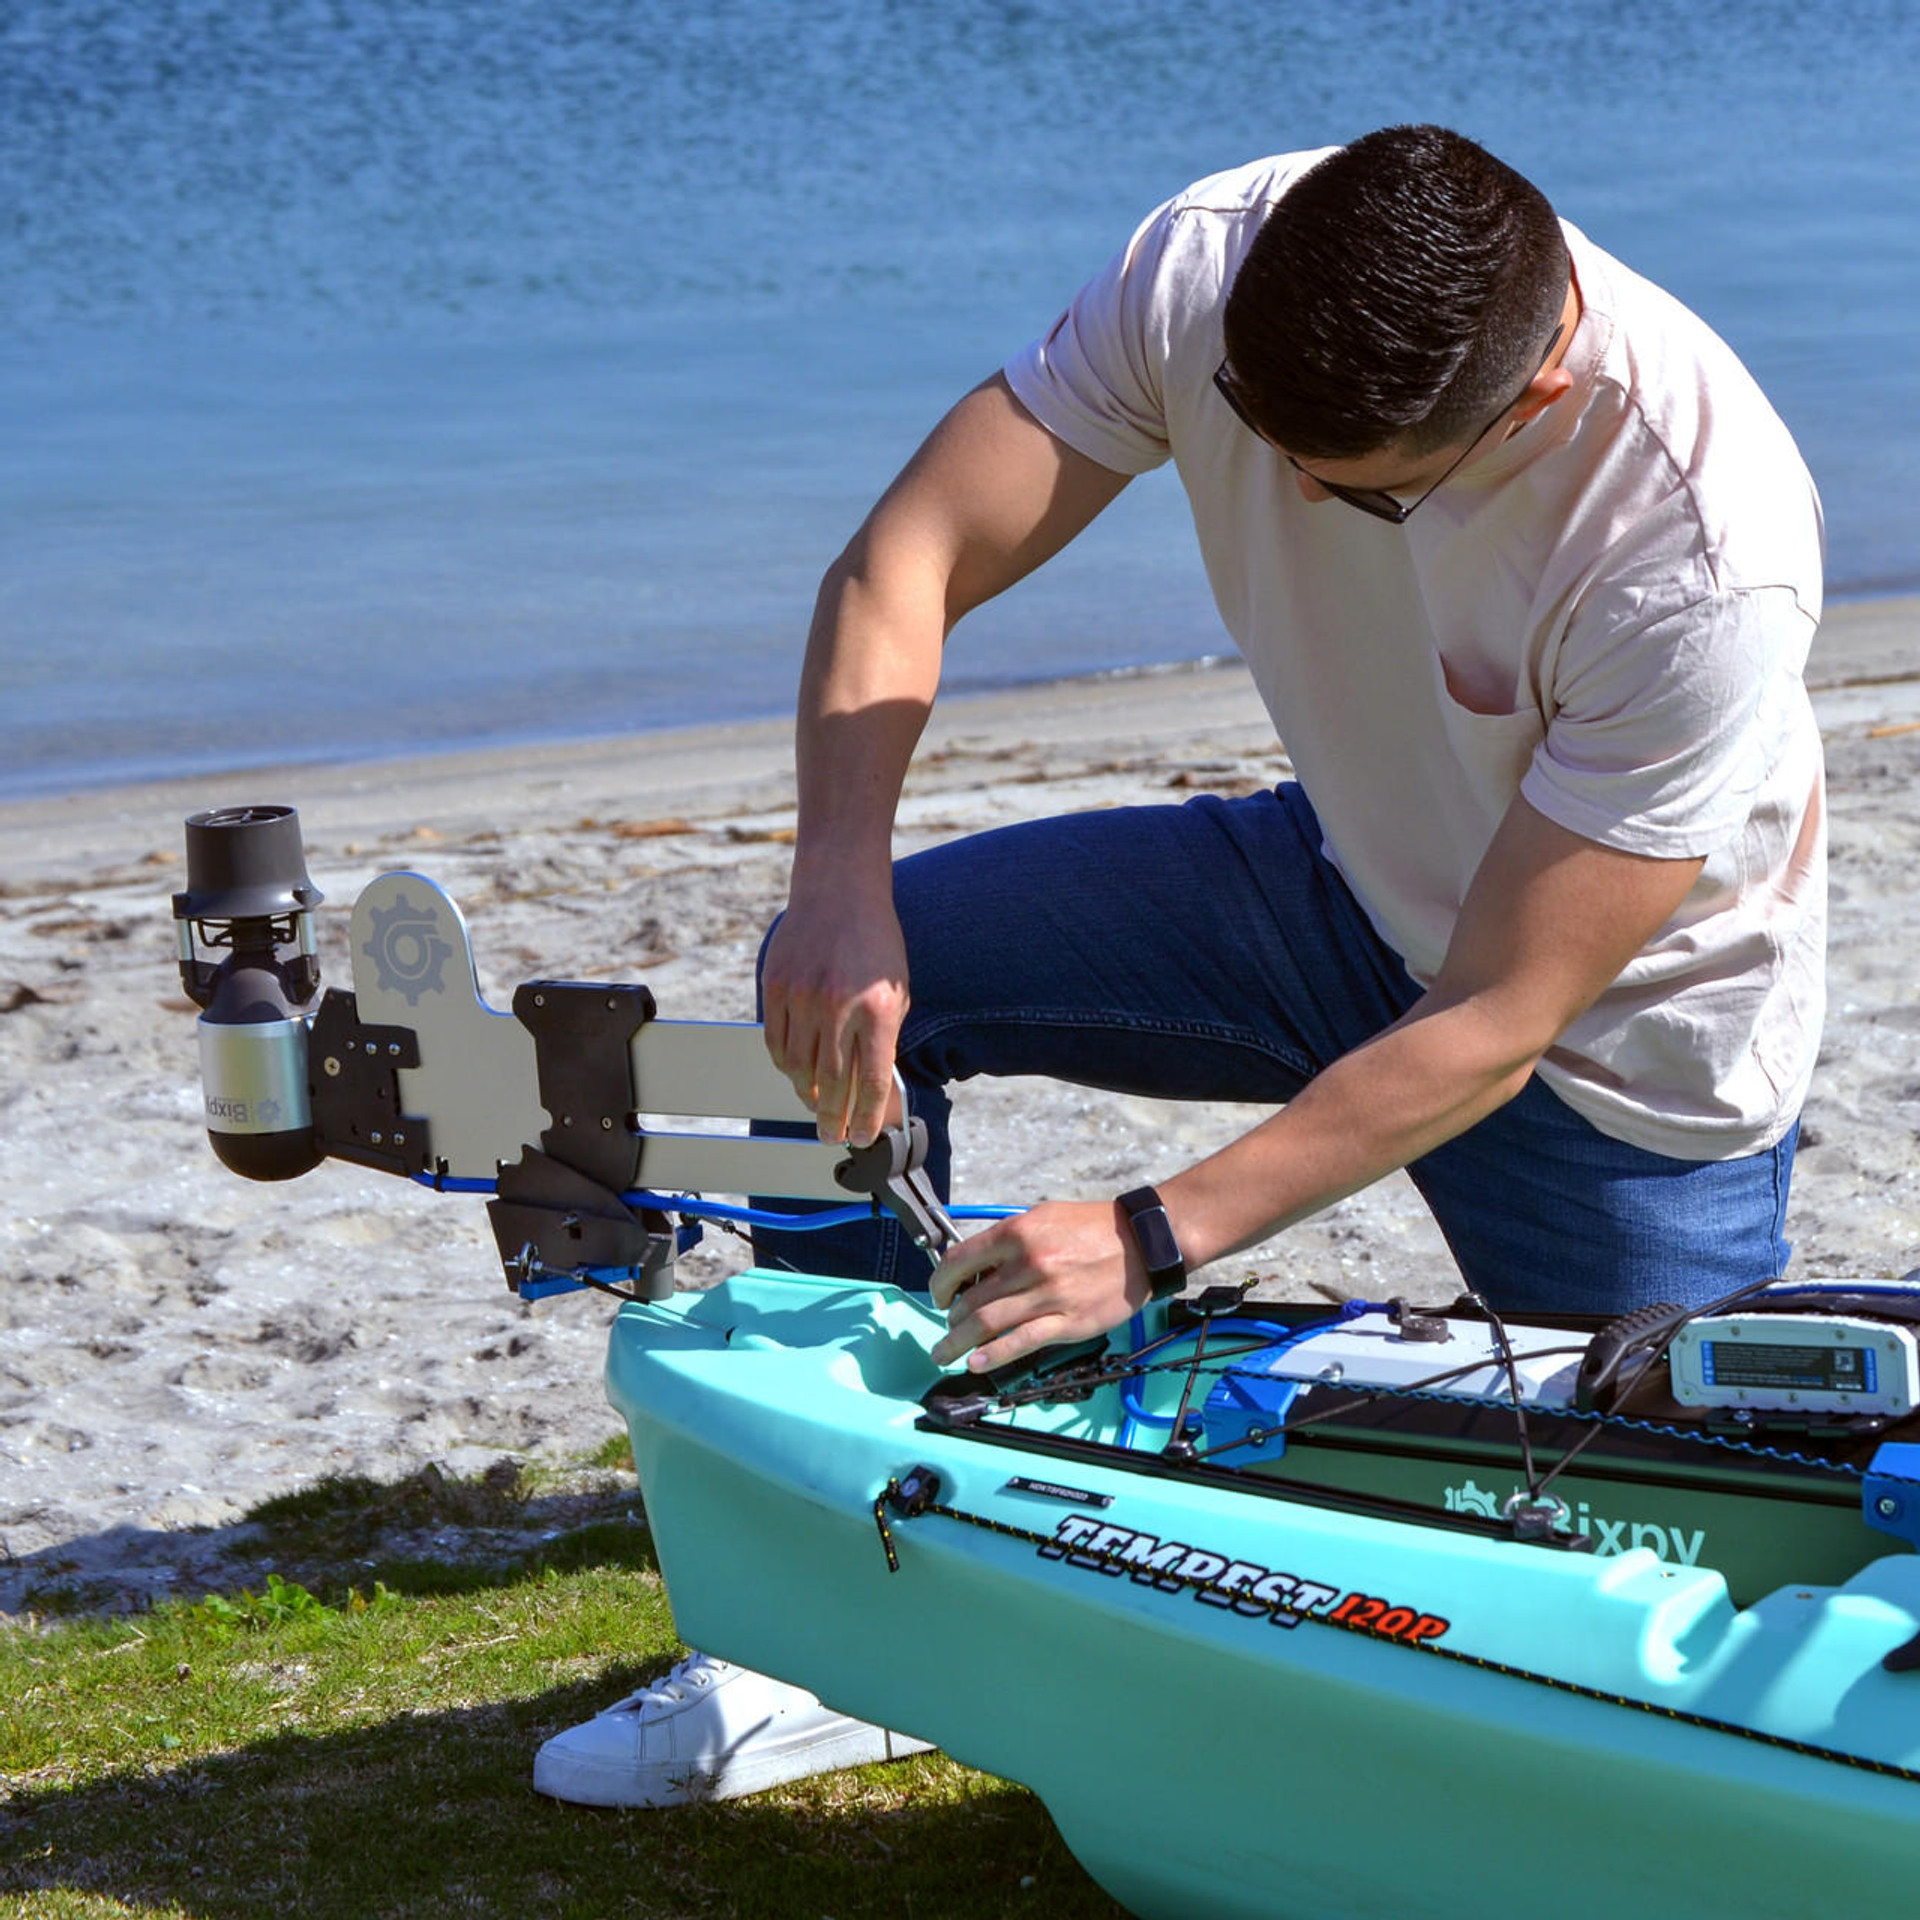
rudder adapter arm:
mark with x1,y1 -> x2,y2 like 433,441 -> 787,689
177,814 -> 958,1301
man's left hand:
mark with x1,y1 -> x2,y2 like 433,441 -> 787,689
929,1200 -> 1150,1372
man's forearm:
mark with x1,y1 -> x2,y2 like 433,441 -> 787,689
789,544 -> 946,900
927,996 -> 1542,1370
1160,991 -> 1542,1272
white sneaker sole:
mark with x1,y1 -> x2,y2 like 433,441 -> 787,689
533,1719 -> 936,1808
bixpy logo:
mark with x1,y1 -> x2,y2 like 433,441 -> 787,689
1443,1476 -> 1706,1565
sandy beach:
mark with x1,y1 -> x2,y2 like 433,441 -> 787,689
4,598 -> 1919,1617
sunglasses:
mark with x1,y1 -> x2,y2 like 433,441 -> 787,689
1213,324 -> 1565,525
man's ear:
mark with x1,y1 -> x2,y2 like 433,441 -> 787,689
1511,365 -> 1575,429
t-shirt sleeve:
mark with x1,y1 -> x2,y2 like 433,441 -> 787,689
1003,198 -> 1184,478
1521,584 -> 1817,858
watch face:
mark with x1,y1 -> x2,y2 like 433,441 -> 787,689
1134,1208 -> 1179,1275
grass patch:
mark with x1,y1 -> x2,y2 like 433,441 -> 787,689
579,1431 -> 640,1474
0,1459 -> 1125,1919
212,1453 -> 657,1602
235,1457 -> 538,1562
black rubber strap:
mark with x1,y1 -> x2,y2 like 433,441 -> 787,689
1118,1185 -> 1186,1301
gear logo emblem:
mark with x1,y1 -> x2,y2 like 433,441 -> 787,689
363,892 -> 454,1006
1442,1478 -> 1502,1519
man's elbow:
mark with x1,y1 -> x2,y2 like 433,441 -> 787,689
1439,992 -> 1560,1110
1486,1048 -> 1548,1113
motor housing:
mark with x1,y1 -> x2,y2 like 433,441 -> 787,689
173,805 -> 325,1180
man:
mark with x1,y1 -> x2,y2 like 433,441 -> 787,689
535,123 -> 1825,1807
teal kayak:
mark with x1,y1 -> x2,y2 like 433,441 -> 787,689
606,1272 -> 1920,1920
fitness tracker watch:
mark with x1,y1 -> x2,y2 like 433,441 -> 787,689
1117,1185 -> 1187,1301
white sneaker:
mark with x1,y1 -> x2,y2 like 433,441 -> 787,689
532,1651 -> 935,1807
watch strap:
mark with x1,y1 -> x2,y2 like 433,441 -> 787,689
1117,1184 -> 1186,1301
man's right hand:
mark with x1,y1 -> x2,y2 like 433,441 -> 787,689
761,885 -> 909,1148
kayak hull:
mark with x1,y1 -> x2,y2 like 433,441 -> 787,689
605,1274 -> 1920,1919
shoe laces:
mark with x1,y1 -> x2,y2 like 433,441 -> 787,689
616,1650 -> 728,1711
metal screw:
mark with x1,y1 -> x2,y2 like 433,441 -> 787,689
1879,1495 -> 1901,1519
388,1042 -> 401,1056
371,1131 -> 384,1145
323,1057 -> 342,1078
600,1116 -> 613,1130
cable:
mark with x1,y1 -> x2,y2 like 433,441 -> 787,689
408,1171 -> 1018,1234
1465,1290 -> 1543,1506
1117,1312 -> 1150,1449
1162,1298 -> 1225,1456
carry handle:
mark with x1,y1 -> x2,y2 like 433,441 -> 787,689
1573,1300 -> 1690,1414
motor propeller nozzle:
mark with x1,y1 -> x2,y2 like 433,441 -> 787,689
172,805 -> 324,1007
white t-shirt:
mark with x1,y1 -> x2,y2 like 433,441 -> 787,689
1003,153 -> 1825,1162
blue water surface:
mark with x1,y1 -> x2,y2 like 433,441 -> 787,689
3,0 -> 1916,798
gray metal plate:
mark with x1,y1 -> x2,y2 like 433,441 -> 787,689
349,872 -> 547,1178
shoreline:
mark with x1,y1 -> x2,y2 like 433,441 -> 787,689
5,594 -> 1917,888
0,652 -> 1279,890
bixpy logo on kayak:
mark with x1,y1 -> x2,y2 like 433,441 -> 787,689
1443,1477 -> 1707,1564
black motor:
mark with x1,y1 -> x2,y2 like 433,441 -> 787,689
172,805 -> 325,1179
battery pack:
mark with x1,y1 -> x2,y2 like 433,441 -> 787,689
1670,1314 -> 1920,1416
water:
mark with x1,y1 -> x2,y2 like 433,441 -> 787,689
4,0 -> 1917,799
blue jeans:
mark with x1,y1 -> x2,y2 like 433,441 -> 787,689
754,784 -> 1797,1316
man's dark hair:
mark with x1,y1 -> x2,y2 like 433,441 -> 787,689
1221,124 -> 1570,461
